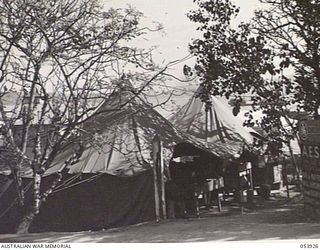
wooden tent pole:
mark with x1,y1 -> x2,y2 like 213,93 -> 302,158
159,139 -> 167,219
283,156 -> 290,199
152,136 -> 160,222
217,179 -> 222,212
153,164 -> 160,221
238,165 -> 244,214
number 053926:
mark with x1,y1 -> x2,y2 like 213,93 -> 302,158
300,244 -> 319,248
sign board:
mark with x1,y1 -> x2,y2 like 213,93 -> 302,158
299,120 -> 320,143
299,120 -> 320,164
299,120 -> 320,216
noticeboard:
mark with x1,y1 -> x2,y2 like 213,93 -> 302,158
299,120 -> 320,215
299,120 -> 320,143
299,120 -> 320,163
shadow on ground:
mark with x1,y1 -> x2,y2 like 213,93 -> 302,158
1,192 -> 320,243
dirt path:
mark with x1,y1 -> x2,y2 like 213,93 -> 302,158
1,192 -> 320,243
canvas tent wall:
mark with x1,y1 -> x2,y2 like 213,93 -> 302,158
0,171 -> 155,233
0,84 -> 219,233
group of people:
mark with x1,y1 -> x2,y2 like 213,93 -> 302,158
165,160 -> 220,218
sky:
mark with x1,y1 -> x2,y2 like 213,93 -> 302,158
103,0 -> 262,80
100,0 -> 266,120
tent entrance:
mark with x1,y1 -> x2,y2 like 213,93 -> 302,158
166,143 -> 225,217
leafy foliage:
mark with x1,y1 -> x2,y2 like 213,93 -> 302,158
188,0 -> 320,155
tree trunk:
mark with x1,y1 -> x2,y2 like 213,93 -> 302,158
12,168 -> 25,207
16,209 -> 37,234
15,172 -> 42,234
287,141 -> 301,190
14,151 -> 80,233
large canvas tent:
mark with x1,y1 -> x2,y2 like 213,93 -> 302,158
0,84 -> 221,233
169,87 -> 259,159
168,87 -> 265,194
44,86 -> 214,176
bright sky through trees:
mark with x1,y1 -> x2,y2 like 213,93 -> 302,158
103,0 -> 261,78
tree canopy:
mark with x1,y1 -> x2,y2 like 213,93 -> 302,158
188,0 -> 320,155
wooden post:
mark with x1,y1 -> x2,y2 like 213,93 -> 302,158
152,136 -> 160,222
217,192 -> 222,212
152,135 -> 166,221
249,164 -> 253,190
217,178 -> 222,212
239,183 -> 244,214
159,139 -> 167,220
288,142 -> 301,190
283,156 -> 290,199
247,162 -> 254,205
153,163 -> 160,221
238,164 -> 244,214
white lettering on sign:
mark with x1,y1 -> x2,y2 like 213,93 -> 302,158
299,121 -> 308,140
301,145 -> 320,159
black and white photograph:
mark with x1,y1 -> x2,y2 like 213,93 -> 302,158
0,0 -> 319,247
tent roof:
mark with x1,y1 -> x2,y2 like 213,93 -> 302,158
1,84 -> 250,178
44,85 -> 214,177
169,87 -> 259,158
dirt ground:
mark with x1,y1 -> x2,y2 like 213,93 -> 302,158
1,188 -> 320,243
